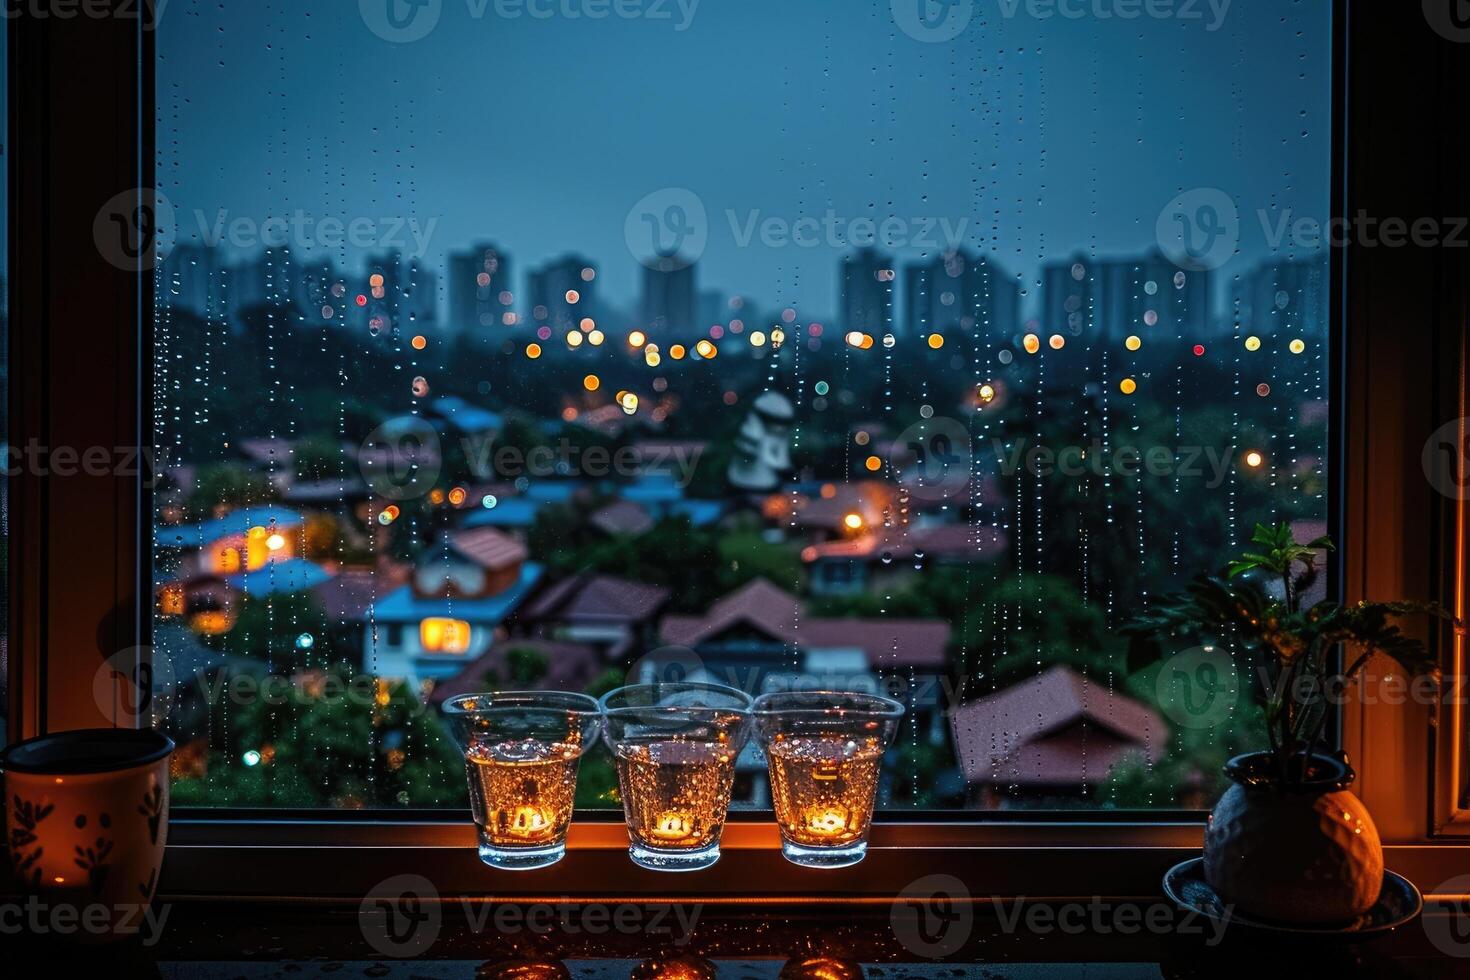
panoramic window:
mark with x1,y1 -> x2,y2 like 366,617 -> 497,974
152,0 -> 1333,811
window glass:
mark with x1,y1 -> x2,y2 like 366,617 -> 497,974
154,0 -> 1333,810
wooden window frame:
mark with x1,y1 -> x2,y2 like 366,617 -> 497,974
9,0 -> 1470,898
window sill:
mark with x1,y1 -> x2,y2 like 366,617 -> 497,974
162,815 -> 1207,898
156,815 -> 1470,900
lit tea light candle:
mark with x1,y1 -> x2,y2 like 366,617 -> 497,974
649,810 -> 699,845
494,803 -> 558,843
799,804 -> 855,840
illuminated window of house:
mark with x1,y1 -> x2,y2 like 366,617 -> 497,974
159,584 -> 185,617
210,546 -> 242,575
420,618 -> 472,655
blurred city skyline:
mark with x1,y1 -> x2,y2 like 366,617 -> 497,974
157,0 -> 1332,313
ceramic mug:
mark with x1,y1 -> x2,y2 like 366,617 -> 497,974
2,728 -> 173,943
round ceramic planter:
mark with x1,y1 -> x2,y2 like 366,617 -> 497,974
1203,751 -> 1383,925
1,728 -> 173,944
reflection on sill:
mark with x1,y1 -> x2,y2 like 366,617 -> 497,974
10,902 -> 1462,979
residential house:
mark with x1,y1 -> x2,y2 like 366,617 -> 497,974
426,639 -> 604,708
658,577 -> 950,688
803,523 -> 1009,597
368,527 -> 543,693
518,572 -> 671,660
949,665 -> 1167,808
655,577 -> 952,803
310,562 -> 412,669
761,481 -> 894,542
155,505 -> 307,578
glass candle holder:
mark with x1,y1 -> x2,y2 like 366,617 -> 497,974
600,682 -> 753,872
753,691 -> 905,869
441,691 -> 602,870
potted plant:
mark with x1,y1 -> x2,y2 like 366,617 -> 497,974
1127,522 -> 1445,925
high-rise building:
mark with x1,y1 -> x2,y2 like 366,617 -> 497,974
1232,254 -> 1328,339
697,288 -> 726,330
840,247 -> 894,336
160,243 -> 231,321
228,248 -> 298,321
640,252 -> 697,334
903,249 -> 1020,339
448,243 -> 516,334
528,254 -> 598,334
363,251 -> 439,337
293,258 -> 337,326
1041,250 -> 1213,345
